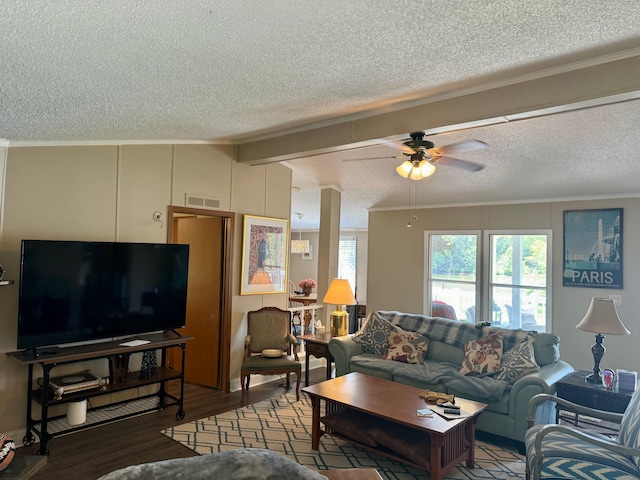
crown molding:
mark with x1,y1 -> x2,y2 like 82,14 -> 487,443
3,139 -> 233,147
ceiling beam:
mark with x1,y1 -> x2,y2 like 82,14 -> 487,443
237,53 -> 640,165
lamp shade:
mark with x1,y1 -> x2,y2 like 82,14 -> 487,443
576,297 -> 630,335
323,279 -> 356,306
395,161 -> 413,178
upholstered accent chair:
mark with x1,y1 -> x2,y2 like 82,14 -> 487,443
525,388 -> 640,479
240,307 -> 301,406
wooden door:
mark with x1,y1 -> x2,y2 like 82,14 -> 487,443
168,216 -> 222,387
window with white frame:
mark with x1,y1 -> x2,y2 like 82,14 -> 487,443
338,236 -> 357,294
485,231 -> 551,332
425,230 -> 551,332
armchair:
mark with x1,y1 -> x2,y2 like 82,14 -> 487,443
525,388 -> 640,479
240,307 -> 301,406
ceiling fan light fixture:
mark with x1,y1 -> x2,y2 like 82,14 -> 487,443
419,160 -> 436,178
395,160 -> 413,178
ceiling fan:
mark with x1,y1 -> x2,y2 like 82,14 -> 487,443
353,131 -> 488,180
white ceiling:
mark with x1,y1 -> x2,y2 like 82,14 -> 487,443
2,1 -> 640,229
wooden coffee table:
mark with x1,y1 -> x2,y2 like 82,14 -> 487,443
302,372 -> 487,480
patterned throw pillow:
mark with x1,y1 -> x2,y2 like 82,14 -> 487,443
382,328 -> 430,364
460,331 -> 504,376
353,311 -> 396,355
495,337 -> 539,384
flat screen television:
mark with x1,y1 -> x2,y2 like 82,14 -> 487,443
17,239 -> 190,351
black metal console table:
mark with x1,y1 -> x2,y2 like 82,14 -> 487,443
8,331 -> 193,455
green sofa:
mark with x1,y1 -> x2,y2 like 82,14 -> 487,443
328,311 -> 574,446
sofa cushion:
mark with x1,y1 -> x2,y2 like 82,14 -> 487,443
357,355 -> 509,403
425,340 -> 464,366
390,359 -> 461,392
381,329 -> 429,364
350,353 -> 395,380
495,336 -> 539,384
532,333 -> 560,366
353,311 -> 397,356
460,331 -> 504,376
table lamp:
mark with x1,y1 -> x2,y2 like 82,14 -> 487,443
323,279 -> 356,337
576,297 -> 630,383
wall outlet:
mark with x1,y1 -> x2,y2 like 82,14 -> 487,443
609,294 -> 622,305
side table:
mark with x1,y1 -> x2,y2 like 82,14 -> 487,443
556,369 -> 634,431
297,334 -> 334,386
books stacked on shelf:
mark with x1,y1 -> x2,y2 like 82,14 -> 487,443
38,371 -> 109,400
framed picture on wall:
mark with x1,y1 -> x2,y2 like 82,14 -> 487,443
240,215 -> 288,295
302,245 -> 314,261
563,208 -> 623,289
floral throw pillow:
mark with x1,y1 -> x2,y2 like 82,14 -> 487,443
460,331 -> 504,376
353,311 -> 396,356
382,328 -> 430,364
495,337 -> 540,384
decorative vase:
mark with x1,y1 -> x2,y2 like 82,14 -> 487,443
303,285 -> 312,296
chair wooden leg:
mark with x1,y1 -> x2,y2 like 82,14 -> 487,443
285,373 -> 291,390
240,373 -> 248,406
294,369 -> 301,401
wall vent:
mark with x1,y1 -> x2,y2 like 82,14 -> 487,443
185,193 -> 220,210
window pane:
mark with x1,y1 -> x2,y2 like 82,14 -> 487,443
430,234 -> 477,281
429,233 -> 478,323
491,234 -> 547,287
431,282 -> 476,322
339,237 -> 357,293
492,286 -> 546,332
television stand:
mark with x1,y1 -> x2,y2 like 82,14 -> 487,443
8,331 -> 193,455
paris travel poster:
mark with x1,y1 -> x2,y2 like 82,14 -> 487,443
563,208 -> 622,289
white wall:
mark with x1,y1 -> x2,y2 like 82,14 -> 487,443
0,144 -> 291,439
368,199 -> 640,376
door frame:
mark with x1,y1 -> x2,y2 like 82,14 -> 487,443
167,205 -> 234,392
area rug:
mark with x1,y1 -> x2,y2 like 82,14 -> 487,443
162,394 -> 526,479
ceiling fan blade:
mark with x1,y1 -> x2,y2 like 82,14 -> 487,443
343,155 -> 403,162
434,156 -> 485,172
378,137 -> 416,155
429,139 -> 488,156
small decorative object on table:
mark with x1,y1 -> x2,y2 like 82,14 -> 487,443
419,389 -> 455,405
299,278 -> 316,296
602,368 -> 615,389
109,353 -> 130,384
617,369 -> 637,391
139,350 -> 158,379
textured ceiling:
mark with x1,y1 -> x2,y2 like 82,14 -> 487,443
2,1 -> 640,228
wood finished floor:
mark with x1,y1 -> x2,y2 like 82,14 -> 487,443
18,369 -> 326,480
